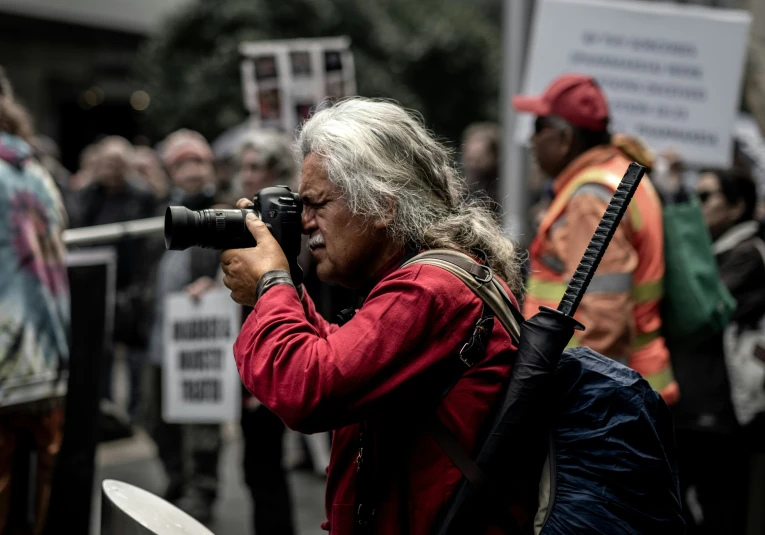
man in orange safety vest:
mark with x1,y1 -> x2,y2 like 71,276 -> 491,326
513,73 -> 679,404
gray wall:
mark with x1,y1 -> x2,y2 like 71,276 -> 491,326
0,0 -> 192,34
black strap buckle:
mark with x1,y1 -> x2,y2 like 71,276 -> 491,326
472,264 -> 493,284
459,315 -> 493,367
459,337 -> 481,367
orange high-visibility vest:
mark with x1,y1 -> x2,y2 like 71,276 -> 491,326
524,151 -> 679,404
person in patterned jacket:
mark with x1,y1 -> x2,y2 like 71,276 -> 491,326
0,67 -> 70,534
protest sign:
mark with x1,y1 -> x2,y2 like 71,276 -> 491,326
163,288 -> 241,423
517,0 -> 751,167
240,36 -> 356,132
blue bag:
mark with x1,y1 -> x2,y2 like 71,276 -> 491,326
536,347 -> 685,534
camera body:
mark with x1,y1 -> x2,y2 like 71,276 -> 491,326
164,185 -> 303,283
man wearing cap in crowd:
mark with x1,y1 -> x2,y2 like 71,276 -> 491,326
513,73 -> 678,404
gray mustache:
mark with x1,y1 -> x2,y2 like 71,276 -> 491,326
307,234 -> 325,250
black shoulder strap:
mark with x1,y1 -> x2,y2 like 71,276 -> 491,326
401,249 -> 524,344
403,250 -> 524,533
350,249 -> 525,534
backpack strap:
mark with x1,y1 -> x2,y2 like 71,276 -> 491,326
402,249 -> 525,534
401,249 -> 523,344
351,250 -> 526,534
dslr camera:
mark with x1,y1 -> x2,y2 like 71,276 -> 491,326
164,185 -> 303,284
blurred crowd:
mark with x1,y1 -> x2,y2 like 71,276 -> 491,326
49,125 -> 351,531
1,72 -> 356,532
2,62 -> 765,535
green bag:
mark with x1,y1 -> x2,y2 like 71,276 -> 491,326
661,199 -> 736,344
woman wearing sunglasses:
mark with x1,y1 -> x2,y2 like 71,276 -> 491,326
672,167 -> 765,533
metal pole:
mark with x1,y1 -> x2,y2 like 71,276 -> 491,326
500,0 -> 531,243
62,217 -> 164,247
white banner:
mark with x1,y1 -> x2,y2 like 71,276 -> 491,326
163,289 -> 242,423
517,0 -> 751,167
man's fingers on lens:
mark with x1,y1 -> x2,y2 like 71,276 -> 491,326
236,198 -> 254,209
245,214 -> 272,242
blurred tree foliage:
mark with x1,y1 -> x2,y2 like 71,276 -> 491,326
135,0 -> 501,145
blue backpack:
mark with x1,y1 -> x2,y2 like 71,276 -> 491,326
536,347 -> 684,534
407,252 -> 685,535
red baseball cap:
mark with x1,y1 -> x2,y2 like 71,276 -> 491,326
512,74 -> 609,132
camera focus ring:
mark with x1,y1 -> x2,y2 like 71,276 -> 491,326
216,215 -> 226,232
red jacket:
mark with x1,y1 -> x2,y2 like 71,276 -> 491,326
234,253 -> 522,534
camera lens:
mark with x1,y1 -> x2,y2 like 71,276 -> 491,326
164,206 -> 260,250
164,206 -> 195,250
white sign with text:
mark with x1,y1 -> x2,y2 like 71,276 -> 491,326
517,0 -> 751,167
163,289 -> 242,423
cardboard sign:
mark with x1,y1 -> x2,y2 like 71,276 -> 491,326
239,36 -> 357,132
517,0 -> 751,167
163,289 -> 241,423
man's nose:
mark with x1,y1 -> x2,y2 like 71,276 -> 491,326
301,211 -> 317,235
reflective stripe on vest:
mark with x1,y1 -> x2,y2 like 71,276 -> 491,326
632,329 -> 661,351
633,278 -> 663,304
526,275 -> 664,306
643,366 -> 675,393
526,277 -> 567,302
553,170 -> 642,232
563,325 -> 660,353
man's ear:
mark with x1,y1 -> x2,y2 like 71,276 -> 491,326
373,196 -> 397,230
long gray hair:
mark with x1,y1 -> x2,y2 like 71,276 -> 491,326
297,97 -> 523,294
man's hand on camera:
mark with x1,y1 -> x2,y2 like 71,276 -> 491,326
221,199 -> 290,307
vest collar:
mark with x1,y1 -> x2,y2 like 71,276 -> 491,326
552,145 -> 620,196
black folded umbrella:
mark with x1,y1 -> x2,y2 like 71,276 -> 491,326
435,162 -> 647,535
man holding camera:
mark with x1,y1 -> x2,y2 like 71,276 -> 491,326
221,98 -> 526,534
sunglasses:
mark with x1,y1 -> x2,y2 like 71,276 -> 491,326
697,190 -> 720,204
534,117 -> 551,136
534,116 -> 570,136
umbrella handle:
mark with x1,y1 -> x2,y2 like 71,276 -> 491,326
557,162 -> 646,318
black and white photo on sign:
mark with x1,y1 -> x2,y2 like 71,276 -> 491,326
254,55 -> 278,80
290,51 -> 312,77
258,88 -> 282,120
324,50 -> 343,72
